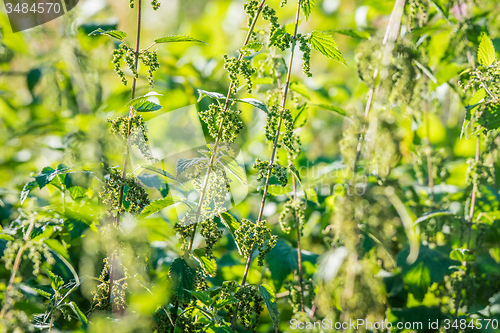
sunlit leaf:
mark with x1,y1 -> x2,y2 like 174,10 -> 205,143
140,196 -> 182,218
89,28 -> 127,40
154,35 -> 207,45
193,249 -> 217,277
197,89 -> 227,102
235,98 -> 268,113
309,31 -> 347,67
478,33 -> 496,66
132,100 -> 162,112
450,248 -> 476,262
300,0 -> 316,20
331,28 -> 370,39
240,42 -> 264,56
315,103 -> 346,116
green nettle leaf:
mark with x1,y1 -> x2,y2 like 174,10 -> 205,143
46,270 -> 64,291
235,98 -> 268,113
193,249 -> 217,277
309,31 -> 347,67
414,210 -> 455,225
35,167 -> 58,189
331,28 -> 370,40
140,196 -> 182,218
154,35 -> 207,44
300,0 -> 316,20
132,100 -> 162,112
315,104 -> 346,116
186,289 -> 213,306
450,248 -> 476,262
169,258 -> 197,303
478,33 -> 496,66
176,157 -> 205,177
64,302 -> 88,327
266,240 -> 318,290
219,155 -> 247,185
258,284 -> 280,333
33,288 -> 53,299
219,212 -> 241,253
20,181 -> 38,204
127,92 -> 163,106
239,42 -> 264,56
197,89 -> 227,102
64,211 -> 93,240
397,245 -> 453,301
89,28 -> 127,40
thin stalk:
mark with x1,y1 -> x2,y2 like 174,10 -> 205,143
453,132 -> 478,326
424,106 -> 435,202
186,0 -> 267,253
109,0 -> 142,311
230,0 -> 303,329
0,217 -> 36,318
467,133 -> 480,249
115,0 -> 143,227
293,177 -> 305,312
351,0 -> 406,175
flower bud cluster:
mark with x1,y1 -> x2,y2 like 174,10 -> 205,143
278,199 -> 305,235
253,158 -> 288,186
234,285 -> 264,332
235,219 -> 278,266
223,55 -> 256,93
199,103 -> 243,143
100,167 -> 150,215
108,114 -> 156,160
3,240 -> 55,276
139,50 -> 160,87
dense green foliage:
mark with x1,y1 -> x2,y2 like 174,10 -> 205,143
1,0 -> 500,332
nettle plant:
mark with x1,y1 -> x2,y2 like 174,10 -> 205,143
0,0 -> 346,332
317,1 -> 500,331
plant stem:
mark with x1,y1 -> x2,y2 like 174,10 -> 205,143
424,106 -> 435,202
230,0 -> 302,329
293,177 -> 305,312
109,0 -> 142,311
115,0 -> 143,227
0,216 -> 36,318
467,132 -> 480,249
351,0 -> 406,175
186,0 -> 267,253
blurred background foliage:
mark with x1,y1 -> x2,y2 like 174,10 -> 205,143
1,0 -> 500,332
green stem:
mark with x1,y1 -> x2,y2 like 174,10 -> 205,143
230,0 -> 303,329
109,0 -> 143,311
186,0 -> 267,253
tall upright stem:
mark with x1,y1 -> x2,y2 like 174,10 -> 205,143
351,0 -> 405,174
0,217 -> 36,318
186,0 -> 267,253
230,0 -> 302,328
424,106 -> 435,202
108,0 -> 142,310
294,177 -> 305,312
